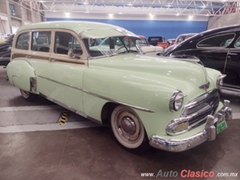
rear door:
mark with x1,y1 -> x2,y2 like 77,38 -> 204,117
225,34 -> 240,89
195,33 -> 235,77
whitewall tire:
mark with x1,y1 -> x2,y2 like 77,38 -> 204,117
20,89 -> 38,101
110,105 -> 149,153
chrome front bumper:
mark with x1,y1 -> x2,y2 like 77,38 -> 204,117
149,100 -> 232,152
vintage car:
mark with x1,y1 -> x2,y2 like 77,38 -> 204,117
167,38 -> 176,46
7,21 -> 232,153
148,36 -> 169,49
162,25 -> 240,93
137,35 -> 163,55
174,33 -> 197,45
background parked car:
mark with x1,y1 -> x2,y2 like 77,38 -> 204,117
137,35 -> 163,55
174,33 -> 196,45
0,34 -> 14,66
167,38 -> 176,46
148,36 -> 169,49
162,24 -> 240,92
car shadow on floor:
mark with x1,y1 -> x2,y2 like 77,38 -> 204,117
0,120 -> 239,180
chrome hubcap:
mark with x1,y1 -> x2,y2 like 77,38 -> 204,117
121,117 -> 136,135
111,106 -> 145,148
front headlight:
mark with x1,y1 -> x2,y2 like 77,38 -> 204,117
217,74 -> 226,88
169,90 -> 185,111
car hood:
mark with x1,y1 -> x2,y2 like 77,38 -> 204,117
88,54 -> 210,96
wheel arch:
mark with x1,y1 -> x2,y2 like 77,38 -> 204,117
101,102 -> 118,125
7,60 -> 37,93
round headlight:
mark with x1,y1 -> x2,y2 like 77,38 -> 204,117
169,90 -> 185,111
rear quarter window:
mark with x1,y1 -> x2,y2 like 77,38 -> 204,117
234,36 -> 240,47
16,32 -> 30,50
197,33 -> 235,48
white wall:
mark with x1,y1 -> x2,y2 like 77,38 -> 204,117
208,12 -> 240,29
45,12 -> 209,22
0,14 -> 10,34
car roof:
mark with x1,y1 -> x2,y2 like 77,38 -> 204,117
16,21 -> 138,39
200,24 -> 240,35
162,24 -> 240,56
176,33 -> 196,37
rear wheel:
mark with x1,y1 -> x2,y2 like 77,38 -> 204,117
110,105 -> 149,153
20,89 -> 38,101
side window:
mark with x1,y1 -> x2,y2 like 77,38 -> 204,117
16,32 -> 29,50
54,32 -> 82,56
197,34 -> 235,48
234,36 -> 240,47
31,31 -> 51,52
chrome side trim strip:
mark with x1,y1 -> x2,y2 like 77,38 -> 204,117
39,93 -> 102,125
83,90 -> 155,113
38,75 -> 83,91
220,86 -> 240,95
38,76 -> 154,113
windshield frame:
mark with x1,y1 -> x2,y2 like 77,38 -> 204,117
82,36 -> 143,58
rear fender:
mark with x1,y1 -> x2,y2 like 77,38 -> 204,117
7,60 -> 37,93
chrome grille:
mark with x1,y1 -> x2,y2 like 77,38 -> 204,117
182,89 -> 220,129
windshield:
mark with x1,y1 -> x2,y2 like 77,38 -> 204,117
83,36 -> 141,57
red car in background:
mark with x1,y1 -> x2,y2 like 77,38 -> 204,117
148,36 -> 169,49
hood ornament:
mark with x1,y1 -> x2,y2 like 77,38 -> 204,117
199,81 -> 210,91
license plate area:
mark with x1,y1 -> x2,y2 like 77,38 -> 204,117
216,117 -> 228,134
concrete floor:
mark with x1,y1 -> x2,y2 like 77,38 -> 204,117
0,67 -> 240,180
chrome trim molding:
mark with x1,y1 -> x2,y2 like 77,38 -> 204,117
38,75 -> 83,91
150,100 -> 232,152
166,89 -> 220,135
169,90 -> 185,112
166,90 -> 219,136
220,86 -> 240,95
39,93 -> 102,125
38,76 -> 154,113
83,90 -> 154,113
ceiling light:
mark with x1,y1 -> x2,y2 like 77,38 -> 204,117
188,15 -> 193,20
83,1 -> 89,5
65,12 -> 70,17
176,13 -> 180,16
109,13 -> 113,18
149,13 -> 154,18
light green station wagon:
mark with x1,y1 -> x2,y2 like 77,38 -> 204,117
7,21 -> 232,153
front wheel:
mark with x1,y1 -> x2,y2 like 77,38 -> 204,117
110,106 -> 150,153
20,89 -> 38,101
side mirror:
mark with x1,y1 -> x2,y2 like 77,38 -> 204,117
68,48 -> 80,59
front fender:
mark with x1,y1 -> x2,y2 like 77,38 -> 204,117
7,60 -> 36,92
83,68 -> 174,114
